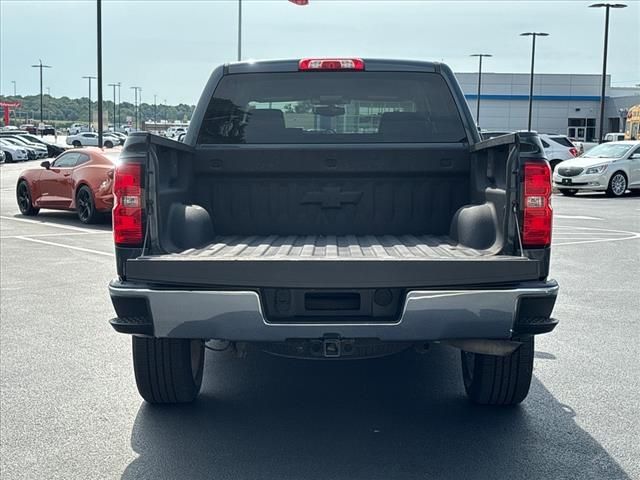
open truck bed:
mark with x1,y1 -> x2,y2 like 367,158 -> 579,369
126,234 -> 541,288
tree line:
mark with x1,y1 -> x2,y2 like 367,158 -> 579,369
0,94 -> 195,127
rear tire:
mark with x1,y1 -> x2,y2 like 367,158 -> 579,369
461,336 -> 534,405
104,140 -> 114,149
75,186 -> 100,224
132,337 -> 204,404
560,189 -> 578,196
16,181 -> 40,216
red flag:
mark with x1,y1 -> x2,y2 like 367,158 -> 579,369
289,0 -> 309,5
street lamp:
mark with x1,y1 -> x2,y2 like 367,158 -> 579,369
82,75 -> 96,129
31,60 -> 52,135
520,32 -> 549,131
108,83 -> 119,131
130,86 -> 142,130
470,54 -> 492,127
590,3 -> 627,142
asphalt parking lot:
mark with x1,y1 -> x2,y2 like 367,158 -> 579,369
1,159 -> 639,480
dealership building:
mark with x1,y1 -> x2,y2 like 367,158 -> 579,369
456,72 -> 640,141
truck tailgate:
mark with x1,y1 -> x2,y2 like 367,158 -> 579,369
125,235 -> 541,288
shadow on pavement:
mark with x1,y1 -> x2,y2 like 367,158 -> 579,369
122,345 -> 630,480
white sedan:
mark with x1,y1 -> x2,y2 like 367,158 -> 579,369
553,141 -> 640,197
66,132 -> 116,149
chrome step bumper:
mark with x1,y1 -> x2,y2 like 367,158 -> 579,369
108,280 -> 559,341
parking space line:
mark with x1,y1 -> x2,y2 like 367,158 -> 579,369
0,215 -> 107,233
1,232 -> 111,239
14,236 -> 114,257
554,215 -> 602,220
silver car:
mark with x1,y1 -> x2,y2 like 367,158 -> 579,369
553,141 -> 640,197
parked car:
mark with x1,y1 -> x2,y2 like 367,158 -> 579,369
0,138 -> 44,160
4,133 -> 67,157
16,148 -> 118,223
66,132 -> 116,148
109,58 -> 558,406
0,137 -> 48,159
37,124 -> 56,135
0,139 -> 29,162
603,132 -> 625,142
68,123 -> 91,135
19,124 -> 37,134
165,126 -> 187,138
538,134 -> 579,170
553,141 -> 640,197
102,132 -> 123,145
0,136 -> 49,159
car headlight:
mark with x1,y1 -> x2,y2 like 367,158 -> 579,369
585,164 -> 608,175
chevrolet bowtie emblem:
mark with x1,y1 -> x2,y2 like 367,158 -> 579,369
301,186 -> 363,208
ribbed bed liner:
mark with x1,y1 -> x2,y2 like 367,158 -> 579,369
176,234 -> 488,260
128,234 -> 541,288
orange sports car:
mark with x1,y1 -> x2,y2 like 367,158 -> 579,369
16,148 -> 119,224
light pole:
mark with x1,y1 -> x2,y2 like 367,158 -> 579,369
154,94 -> 158,126
117,82 -> 121,129
590,3 -> 627,143
82,75 -> 96,129
96,0 -> 104,147
470,53 -> 492,127
11,80 -> 16,96
31,60 -> 52,135
520,32 -> 549,131
130,86 -> 141,130
108,83 -> 118,131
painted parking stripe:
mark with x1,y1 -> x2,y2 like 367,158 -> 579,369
14,236 -> 114,257
554,215 -> 602,220
1,231 -> 111,239
0,215 -> 106,233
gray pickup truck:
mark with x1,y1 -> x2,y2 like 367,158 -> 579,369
108,58 -> 558,406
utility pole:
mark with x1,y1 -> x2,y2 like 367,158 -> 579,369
520,32 -> 549,131
130,86 -> 141,130
31,60 -> 52,136
82,75 -> 96,130
108,83 -> 118,131
11,80 -> 16,96
470,53 -> 492,127
154,94 -> 158,127
237,0 -> 242,61
590,3 -> 627,142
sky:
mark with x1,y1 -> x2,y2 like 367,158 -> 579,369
1,0 -> 639,105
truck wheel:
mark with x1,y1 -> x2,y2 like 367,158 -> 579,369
132,337 -> 204,404
460,336 -> 534,405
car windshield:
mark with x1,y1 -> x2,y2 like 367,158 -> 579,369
583,143 -> 633,158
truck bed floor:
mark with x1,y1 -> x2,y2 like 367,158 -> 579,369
125,234 -> 542,289
177,234 -> 487,260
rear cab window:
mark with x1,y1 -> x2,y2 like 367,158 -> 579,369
197,72 -> 467,144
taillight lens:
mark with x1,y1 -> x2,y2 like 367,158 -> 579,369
569,147 -> 578,157
113,163 -> 144,246
522,162 -> 552,249
299,58 -> 365,71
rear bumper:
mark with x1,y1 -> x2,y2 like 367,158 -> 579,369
109,279 -> 559,341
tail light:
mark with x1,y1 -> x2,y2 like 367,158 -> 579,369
522,162 -> 552,249
299,58 -> 365,71
113,163 -> 144,246
569,147 -> 578,157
